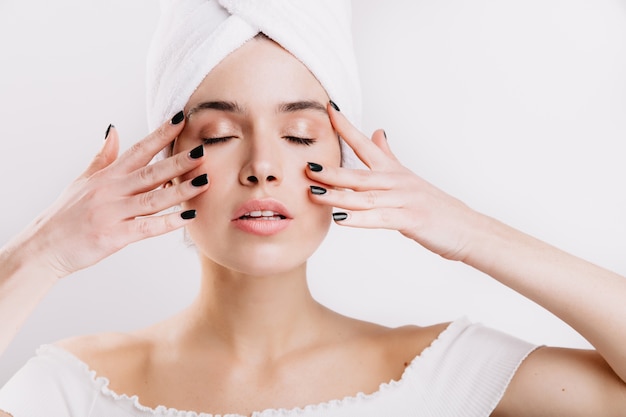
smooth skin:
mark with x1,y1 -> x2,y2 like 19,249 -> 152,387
1,37 -> 626,417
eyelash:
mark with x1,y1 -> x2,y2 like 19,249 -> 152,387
284,136 -> 316,146
202,137 -> 233,145
201,136 -> 316,146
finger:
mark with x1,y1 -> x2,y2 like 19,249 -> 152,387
119,173 -> 209,218
331,207 -> 407,231
81,125 -> 120,179
306,163 -> 395,191
113,110 -> 186,173
309,186 -> 403,211
327,102 -> 390,169
122,144 -> 205,195
124,208 -> 198,243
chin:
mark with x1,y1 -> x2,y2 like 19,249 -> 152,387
191,215 -> 332,277
200,241 -> 314,277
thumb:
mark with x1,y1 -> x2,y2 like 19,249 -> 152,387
81,124 -> 120,178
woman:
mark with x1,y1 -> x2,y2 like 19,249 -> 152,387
1,0 -> 626,415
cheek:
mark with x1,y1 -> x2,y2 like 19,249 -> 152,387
181,162 -> 230,209
169,142 -> 202,185
173,141 -> 233,185
307,139 -> 342,169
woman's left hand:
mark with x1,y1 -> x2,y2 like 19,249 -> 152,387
308,108 -> 626,414
307,103 -> 483,261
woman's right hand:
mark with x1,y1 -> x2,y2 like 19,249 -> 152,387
16,111 -> 209,279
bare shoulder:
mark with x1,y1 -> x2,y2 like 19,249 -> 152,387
309,312 -> 454,399
334,314 -> 452,368
327,308 -> 450,345
55,331 -> 151,367
385,321 -> 452,346
494,346 -> 626,417
379,321 -> 452,362
54,331 -> 152,394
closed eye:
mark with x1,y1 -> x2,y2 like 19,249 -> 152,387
202,136 -> 235,145
284,136 -> 316,146
203,136 -> 315,146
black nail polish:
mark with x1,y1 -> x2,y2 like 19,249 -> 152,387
310,185 -> 327,195
308,162 -> 323,172
189,144 -> 204,159
181,209 -> 196,220
333,212 -> 348,221
170,110 -> 185,125
104,124 -> 114,140
329,100 -> 340,112
191,174 -> 208,187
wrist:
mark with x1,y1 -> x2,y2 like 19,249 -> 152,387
1,229 -> 67,286
434,205 -> 496,263
455,211 -> 511,266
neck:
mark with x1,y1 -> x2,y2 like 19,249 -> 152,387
182,256 -> 326,361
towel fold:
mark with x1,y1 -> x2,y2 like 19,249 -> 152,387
146,0 -> 362,167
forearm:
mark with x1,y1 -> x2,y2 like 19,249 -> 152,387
0,236 -> 58,357
463,213 -> 626,381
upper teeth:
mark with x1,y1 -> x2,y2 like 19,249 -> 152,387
245,210 -> 280,217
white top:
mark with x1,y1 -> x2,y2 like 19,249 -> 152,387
0,318 -> 537,417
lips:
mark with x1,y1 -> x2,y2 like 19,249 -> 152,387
239,210 -> 286,221
231,199 -> 292,236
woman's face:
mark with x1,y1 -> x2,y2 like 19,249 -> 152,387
173,37 -> 341,276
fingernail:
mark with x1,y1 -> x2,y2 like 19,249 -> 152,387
181,209 -> 196,220
170,110 -> 185,125
191,174 -> 208,187
329,100 -> 340,112
333,212 -> 348,221
104,124 -> 114,140
189,144 -> 204,159
383,129 -> 387,140
307,162 -> 323,172
310,185 -> 327,195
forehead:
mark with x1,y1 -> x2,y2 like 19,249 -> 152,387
186,38 -> 330,114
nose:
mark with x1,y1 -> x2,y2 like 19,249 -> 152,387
238,136 -> 283,187
244,174 -> 277,184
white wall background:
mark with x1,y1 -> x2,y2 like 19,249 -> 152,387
1,0 -> 625,384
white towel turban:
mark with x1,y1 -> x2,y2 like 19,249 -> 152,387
146,0 -> 362,167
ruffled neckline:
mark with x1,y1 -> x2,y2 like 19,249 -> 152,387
38,317 -> 469,417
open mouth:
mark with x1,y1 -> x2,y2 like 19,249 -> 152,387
231,199 -> 292,235
239,210 -> 287,221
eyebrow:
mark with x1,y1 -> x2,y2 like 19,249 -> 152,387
277,100 -> 327,115
187,101 -> 243,118
186,100 -> 327,118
